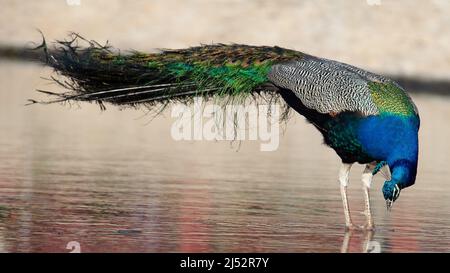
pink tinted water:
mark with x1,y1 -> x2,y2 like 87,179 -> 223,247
0,62 -> 449,252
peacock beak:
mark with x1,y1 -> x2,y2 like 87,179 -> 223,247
386,200 -> 393,211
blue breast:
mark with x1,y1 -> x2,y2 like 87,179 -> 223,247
357,114 -> 419,164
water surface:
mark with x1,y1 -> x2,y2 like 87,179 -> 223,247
0,62 -> 449,252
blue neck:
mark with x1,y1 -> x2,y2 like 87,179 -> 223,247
388,159 -> 418,189
357,113 -> 419,189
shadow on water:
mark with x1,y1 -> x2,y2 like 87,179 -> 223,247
391,76 -> 450,96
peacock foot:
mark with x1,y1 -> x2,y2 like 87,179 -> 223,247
361,223 -> 375,231
345,223 -> 361,231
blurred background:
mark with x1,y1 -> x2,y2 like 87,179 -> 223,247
0,0 -> 449,253
2,0 -> 450,79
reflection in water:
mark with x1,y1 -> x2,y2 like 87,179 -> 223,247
0,62 -> 449,252
341,231 -> 378,253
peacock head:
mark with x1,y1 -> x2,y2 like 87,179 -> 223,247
382,159 -> 418,211
382,180 -> 401,210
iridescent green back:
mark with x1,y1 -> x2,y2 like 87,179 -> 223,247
368,82 -> 418,117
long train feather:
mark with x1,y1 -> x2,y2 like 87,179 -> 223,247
30,33 -> 297,120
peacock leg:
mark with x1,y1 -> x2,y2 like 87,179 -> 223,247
339,163 -> 356,230
340,231 -> 353,253
361,163 -> 376,230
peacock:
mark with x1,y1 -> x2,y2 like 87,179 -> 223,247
32,34 -> 420,230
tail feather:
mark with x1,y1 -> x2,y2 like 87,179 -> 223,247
32,34 -> 303,111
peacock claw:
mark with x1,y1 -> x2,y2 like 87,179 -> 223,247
345,224 -> 360,231
361,224 -> 375,231
345,223 -> 375,231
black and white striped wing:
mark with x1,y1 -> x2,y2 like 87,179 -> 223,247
267,55 -> 387,116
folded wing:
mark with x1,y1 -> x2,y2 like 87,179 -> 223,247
267,55 -> 390,116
